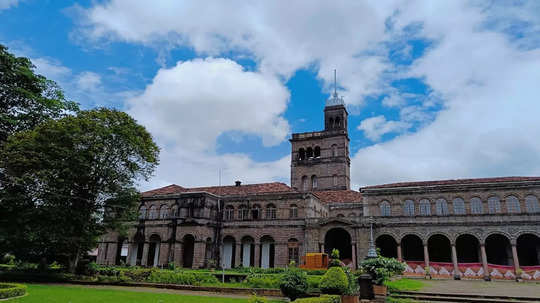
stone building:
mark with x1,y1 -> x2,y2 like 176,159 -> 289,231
97,91 -> 540,281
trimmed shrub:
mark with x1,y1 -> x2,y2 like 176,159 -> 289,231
305,269 -> 326,276
360,256 -> 405,285
306,275 -> 322,290
244,274 -> 281,289
291,294 -> 340,303
146,270 -> 219,286
319,267 -> 348,295
328,249 -> 341,268
0,283 -> 27,299
279,268 -> 308,301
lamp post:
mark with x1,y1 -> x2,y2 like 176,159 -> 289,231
366,216 -> 377,259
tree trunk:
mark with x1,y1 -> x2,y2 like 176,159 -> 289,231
68,247 -> 81,273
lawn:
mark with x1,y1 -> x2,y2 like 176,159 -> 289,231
10,284 -> 284,303
385,278 -> 426,292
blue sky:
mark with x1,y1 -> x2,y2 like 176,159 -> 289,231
2,0 -> 540,190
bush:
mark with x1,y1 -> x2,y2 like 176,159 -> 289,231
343,267 -> 358,295
248,294 -> 268,303
319,267 -> 348,295
360,256 -> 405,285
1,254 -> 15,265
244,274 -> 281,289
291,294 -> 340,303
0,283 -> 27,299
305,269 -> 326,276
146,270 -> 219,286
328,249 -> 341,268
306,275 -> 322,290
279,268 -> 308,301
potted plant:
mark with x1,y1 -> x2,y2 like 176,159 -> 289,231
359,255 -> 406,297
424,266 -> 431,279
341,267 -> 360,303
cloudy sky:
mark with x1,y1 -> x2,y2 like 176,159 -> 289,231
2,0 -> 540,190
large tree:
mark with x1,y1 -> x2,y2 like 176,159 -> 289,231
0,108 -> 159,271
0,44 -> 78,145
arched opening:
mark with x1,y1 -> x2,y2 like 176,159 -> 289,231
376,235 -> 397,258
525,195 -> 540,213
147,234 -> 161,267
138,206 -> 147,220
419,199 -> 431,216
324,228 -> 352,261
401,234 -> 424,261
435,199 -> 449,216
251,204 -> 261,220
379,201 -> 391,216
488,196 -> 501,214
314,146 -> 321,158
335,116 -> 341,127
238,204 -> 249,220
301,176 -> 308,191
456,234 -> 480,263
298,148 -> 305,160
485,234 -> 512,265
470,197 -> 484,214
159,204 -> 169,219
331,144 -> 338,157
224,205 -> 234,221
182,234 -> 195,268
329,117 -> 334,129
306,147 -> 313,159
241,236 -> 255,267
266,204 -> 277,219
131,233 -> 145,266
260,236 -> 275,268
403,200 -> 415,216
222,236 -> 236,269
148,205 -> 158,219
453,198 -> 465,215
115,237 -> 128,265
505,195 -> 521,213
288,238 -> 299,265
289,204 -> 298,218
428,234 -> 451,262
170,205 -> 178,218
311,175 -> 318,189
517,234 -> 540,266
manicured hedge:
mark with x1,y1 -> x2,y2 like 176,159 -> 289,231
0,283 -> 27,299
146,271 -> 218,286
291,295 -> 340,303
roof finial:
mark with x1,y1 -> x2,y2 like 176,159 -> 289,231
326,68 -> 344,106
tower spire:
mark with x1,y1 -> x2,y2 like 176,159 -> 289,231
326,69 -> 344,106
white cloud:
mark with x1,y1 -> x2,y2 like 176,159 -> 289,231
358,116 -> 410,141
0,0 -> 19,10
76,71 -> 102,91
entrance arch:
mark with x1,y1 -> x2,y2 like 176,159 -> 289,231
115,237 -> 128,265
485,234 -> 512,265
222,236 -> 236,269
376,235 -> 397,258
131,233 -> 145,266
324,228 -> 352,261
241,236 -> 255,267
517,234 -> 540,266
427,234 -> 451,262
456,234 -> 480,263
147,234 -> 161,267
260,236 -> 275,268
401,234 -> 424,261
182,234 -> 195,268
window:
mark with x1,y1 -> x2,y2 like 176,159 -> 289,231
470,197 -> 483,214
453,198 -> 465,215
251,204 -> 261,220
487,196 -> 501,214
298,148 -> 305,160
435,199 -> 449,216
148,205 -> 158,219
335,116 -> 341,127
380,201 -> 391,216
403,200 -> 415,216
333,175 -> 338,186
301,176 -> 308,191
419,199 -> 431,216
238,205 -> 249,220
311,175 -> 318,189
314,146 -> 321,158
138,206 -> 147,219
289,204 -> 298,218
224,206 -> 234,221
288,239 -> 299,265
306,147 -> 313,158
159,205 -> 169,219
525,195 -> 540,213
266,204 -> 277,219
332,144 -> 338,157
170,205 -> 178,218
506,195 -> 521,213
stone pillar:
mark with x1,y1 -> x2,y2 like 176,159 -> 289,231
320,243 -> 325,254
235,243 -> 242,268
397,244 -> 402,261
193,241 -> 206,269
141,242 -> 149,266
126,242 -> 132,266
423,243 -> 430,268
480,243 -> 490,281
173,242 -> 182,267
351,243 -> 357,269
254,242 -> 261,267
451,243 -> 460,280
511,244 -> 520,278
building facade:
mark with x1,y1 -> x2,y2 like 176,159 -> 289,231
97,92 -> 540,281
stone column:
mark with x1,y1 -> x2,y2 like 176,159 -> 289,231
235,243 -> 242,268
254,242 -> 261,267
141,242 -> 149,266
193,241 -> 206,269
173,242 -> 182,267
480,243 -> 490,281
126,242 -> 132,266
511,244 -> 520,278
320,243 -> 325,254
351,243 -> 357,269
423,243 -> 430,268
451,243 -> 460,280
397,244 -> 402,261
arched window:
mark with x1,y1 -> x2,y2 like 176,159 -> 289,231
288,239 -> 299,265
335,116 -> 341,127
525,195 -> 540,213
148,205 -> 158,219
333,175 -> 338,186
311,175 -> 318,189
403,200 -> 415,216
419,199 -> 431,216
224,205 -> 234,221
138,206 -> 147,219
251,204 -> 261,220
266,204 -> 277,219
331,144 -> 338,157
289,204 -> 298,218
487,196 -> 501,214
470,197 -> 483,214
298,148 -> 305,160
329,117 -> 334,128
170,205 -> 178,218
314,146 -> 321,158
506,195 -> 521,213
452,198 -> 465,215
348,212 -> 356,217
301,175 -> 308,191
306,147 -> 313,158
435,198 -> 449,216
238,205 -> 249,220
159,205 -> 169,219
380,201 -> 391,216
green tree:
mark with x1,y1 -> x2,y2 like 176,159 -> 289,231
0,44 -> 78,146
0,108 -> 159,272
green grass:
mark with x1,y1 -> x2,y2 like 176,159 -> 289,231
385,278 -> 425,292
10,284 -> 284,303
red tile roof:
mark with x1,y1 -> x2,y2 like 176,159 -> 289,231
313,190 -> 363,203
142,182 -> 294,198
362,176 -> 540,190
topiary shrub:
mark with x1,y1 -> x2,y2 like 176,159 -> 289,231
243,274 -> 281,289
0,283 -> 27,299
360,255 -> 406,285
319,267 -> 348,295
328,249 -> 341,268
279,268 -> 308,301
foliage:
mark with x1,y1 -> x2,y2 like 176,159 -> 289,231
2,254 -> 15,265
146,270 -> 219,286
248,294 -> 268,303
306,275 -> 322,290
279,267 -> 308,301
360,256 -> 405,285
384,278 -> 424,292
244,274 -> 281,289
291,294 -> 341,303
328,249 -> 341,268
319,267 -> 348,295
305,269 -> 326,276
232,266 -> 287,275
0,108 -> 159,271
342,266 -> 358,295
0,283 -> 27,299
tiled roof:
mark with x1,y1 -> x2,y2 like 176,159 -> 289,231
142,182 -> 294,198
313,190 -> 363,203
362,176 -> 540,190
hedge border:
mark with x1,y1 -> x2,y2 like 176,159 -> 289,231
0,283 -> 27,299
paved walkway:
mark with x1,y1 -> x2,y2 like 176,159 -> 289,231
419,279 -> 540,298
